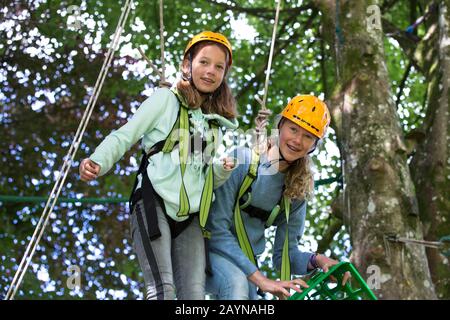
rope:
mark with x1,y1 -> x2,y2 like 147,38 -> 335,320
137,47 -> 165,79
384,234 -> 450,257
334,0 -> 351,239
387,235 -> 440,248
260,0 -> 282,110
334,0 -> 344,81
0,175 -> 341,205
159,0 -> 166,85
254,0 -> 282,153
136,0 -> 171,88
5,0 -> 134,300
405,3 -> 438,33
0,195 -> 127,204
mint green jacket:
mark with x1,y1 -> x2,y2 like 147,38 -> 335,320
90,87 -> 238,221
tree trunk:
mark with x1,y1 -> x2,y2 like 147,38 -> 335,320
316,0 -> 437,299
410,1 -> 450,299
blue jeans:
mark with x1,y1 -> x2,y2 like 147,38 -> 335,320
206,252 -> 259,300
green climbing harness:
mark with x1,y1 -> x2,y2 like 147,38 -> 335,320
233,148 -> 292,281
129,89 -> 220,240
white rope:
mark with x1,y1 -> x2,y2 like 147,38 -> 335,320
255,0 -> 282,153
386,235 -> 445,249
136,0 -> 171,88
5,0 -> 133,300
159,0 -> 166,84
137,47 -> 163,76
260,0 -> 282,110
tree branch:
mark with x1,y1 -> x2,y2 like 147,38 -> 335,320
317,217 -> 343,253
317,190 -> 345,253
381,0 -> 401,12
205,0 -> 315,18
236,10 -> 318,103
382,18 -> 422,72
395,61 -> 412,109
319,24 -> 329,98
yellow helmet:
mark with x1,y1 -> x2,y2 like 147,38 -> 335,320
184,31 -> 233,66
281,95 -> 331,139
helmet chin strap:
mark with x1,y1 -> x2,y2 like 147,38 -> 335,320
181,52 -> 194,83
307,140 -> 318,154
278,147 -> 294,165
266,143 -> 293,167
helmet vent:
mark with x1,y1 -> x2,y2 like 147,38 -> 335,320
312,106 -> 316,112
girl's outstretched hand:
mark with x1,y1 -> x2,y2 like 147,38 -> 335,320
79,158 -> 101,182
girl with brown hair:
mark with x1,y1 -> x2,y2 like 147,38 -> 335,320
79,31 -> 238,300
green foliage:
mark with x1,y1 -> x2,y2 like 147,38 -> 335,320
384,38 -> 427,133
0,0 -> 437,299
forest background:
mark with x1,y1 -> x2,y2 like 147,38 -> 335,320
0,0 -> 448,300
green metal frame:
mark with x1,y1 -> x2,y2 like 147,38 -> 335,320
288,262 -> 377,300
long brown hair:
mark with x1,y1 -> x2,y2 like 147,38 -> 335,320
176,41 -> 237,119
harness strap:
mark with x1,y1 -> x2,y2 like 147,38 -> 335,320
169,91 -> 219,224
199,123 -> 219,234
280,196 -> 291,281
234,148 -> 292,281
240,202 -> 281,228
234,148 -> 260,266
130,90 -> 219,238
129,146 -> 166,240
128,99 -> 183,239
128,90 -> 220,279
175,105 -> 191,217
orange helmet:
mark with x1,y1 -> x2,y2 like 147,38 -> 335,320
184,31 -> 233,66
281,95 -> 331,139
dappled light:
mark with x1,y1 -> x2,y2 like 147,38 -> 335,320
1,0 -> 448,300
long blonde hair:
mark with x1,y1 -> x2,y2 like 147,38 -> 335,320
176,41 -> 237,119
283,156 -> 314,201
